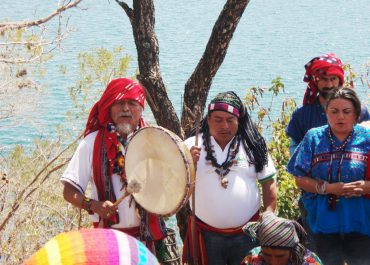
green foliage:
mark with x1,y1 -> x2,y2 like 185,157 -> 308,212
269,98 -> 300,219
244,78 -> 300,220
60,45 -> 134,141
244,76 -> 285,128
342,63 -> 357,88
67,46 -> 133,118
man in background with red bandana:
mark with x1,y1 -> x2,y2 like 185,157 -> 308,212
286,53 -> 369,154
60,78 -> 168,253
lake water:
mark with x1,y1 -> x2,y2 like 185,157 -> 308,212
0,0 -> 369,152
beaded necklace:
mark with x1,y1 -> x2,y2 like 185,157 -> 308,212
203,133 -> 241,188
326,127 -> 353,210
107,121 -> 128,184
328,127 -> 354,151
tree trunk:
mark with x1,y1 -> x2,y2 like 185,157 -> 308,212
117,0 -> 183,137
181,0 -> 250,136
116,0 -> 251,241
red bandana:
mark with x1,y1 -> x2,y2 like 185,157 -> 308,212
302,53 -> 344,105
84,78 -> 145,137
84,78 -> 146,225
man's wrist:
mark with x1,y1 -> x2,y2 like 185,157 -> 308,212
315,181 -> 327,195
81,196 -> 94,214
364,181 -> 370,195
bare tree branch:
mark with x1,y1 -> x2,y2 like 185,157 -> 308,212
0,0 -> 83,34
116,0 -> 251,138
0,132 -> 82,231
0,1 -> 84,121
181,0 -> 251,135
115,0 -> 134,22
0,30 -> 70,63
117,0 -> 183,136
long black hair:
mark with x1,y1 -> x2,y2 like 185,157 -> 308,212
190,91 -> 268,172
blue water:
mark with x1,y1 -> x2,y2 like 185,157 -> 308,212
1,0 -> 369,152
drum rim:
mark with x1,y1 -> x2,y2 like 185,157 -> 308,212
125,125 -> 195,216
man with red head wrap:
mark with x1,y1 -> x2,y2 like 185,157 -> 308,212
61,78 -> 169,251
286,53 -> 369,154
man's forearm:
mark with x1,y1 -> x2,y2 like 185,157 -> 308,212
63,182 -> 83,206
262,179 -> 277,212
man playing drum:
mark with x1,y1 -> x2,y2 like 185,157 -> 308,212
183,91 -> 277,265
60,78 -> 169,254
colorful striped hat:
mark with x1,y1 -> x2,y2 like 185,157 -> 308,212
208,91 -> 245,118
23,228 -> 159,265
243,211 -> 306,248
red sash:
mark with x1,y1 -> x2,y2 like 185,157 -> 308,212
182,211 -> 259,265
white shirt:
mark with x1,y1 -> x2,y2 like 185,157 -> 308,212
60,131 -> 140,228
185,133 -> 276,229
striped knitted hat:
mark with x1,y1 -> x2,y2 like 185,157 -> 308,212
243,211 -> 306,248
208,91 -> 245,118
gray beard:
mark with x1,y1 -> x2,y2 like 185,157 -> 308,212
116,123 -> 133,136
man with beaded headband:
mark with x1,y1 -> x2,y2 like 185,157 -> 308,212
182,91 -> 277,265
60,78 -> 170,256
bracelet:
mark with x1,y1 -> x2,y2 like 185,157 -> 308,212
315,181 -> 327,195
81,197 -> 94,214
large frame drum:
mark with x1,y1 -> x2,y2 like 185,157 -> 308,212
125,126 -> 195,216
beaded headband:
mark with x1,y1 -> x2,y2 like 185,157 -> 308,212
208,102 -> 240,117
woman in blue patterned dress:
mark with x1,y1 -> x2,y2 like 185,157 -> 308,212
287,87 -> 370,265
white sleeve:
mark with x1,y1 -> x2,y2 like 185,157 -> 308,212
256,154 -> 277,182
60,133 -> 96,194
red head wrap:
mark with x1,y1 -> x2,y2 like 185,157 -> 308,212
302,53 -> 344,105
84,78 -> 146,136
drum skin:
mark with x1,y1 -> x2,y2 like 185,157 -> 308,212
125,126 -> 195,216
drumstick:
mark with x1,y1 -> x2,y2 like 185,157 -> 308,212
112,180 -> 141,207
192,105 -> 202,265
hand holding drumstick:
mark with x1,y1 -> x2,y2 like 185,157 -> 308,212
95,180 -> 141,227
189,146 -> 201,163
113,180 -> 142,207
